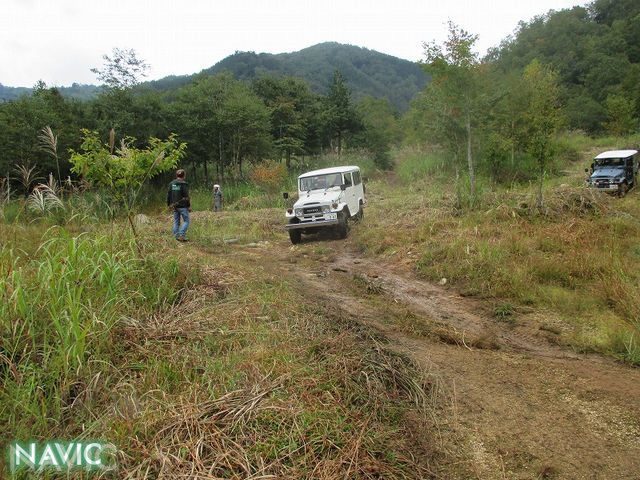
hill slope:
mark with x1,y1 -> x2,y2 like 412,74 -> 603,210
1,43 -> 426,111
0,83 -> 101,102
200,42 -> 426,111
490,1 -> 640,133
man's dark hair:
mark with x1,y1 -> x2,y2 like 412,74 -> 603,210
176,169 -> 186,179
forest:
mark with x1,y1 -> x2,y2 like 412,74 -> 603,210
0,0 -> 638,194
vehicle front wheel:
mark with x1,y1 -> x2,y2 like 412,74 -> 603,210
336,212 -> 349,239
619,181 -> 628,197
289,229 -> 302,244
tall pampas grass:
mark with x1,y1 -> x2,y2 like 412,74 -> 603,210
0,176 -> 8,206
27,174 -> 63,215
13,163 -> 40,192
39,126 -> 61,187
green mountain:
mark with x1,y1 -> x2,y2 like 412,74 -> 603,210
490,0 -> 640,133
0,83 -> 101,102
1,43 -> 426,111
0,84 -> 30,101
200,42 -> 427,111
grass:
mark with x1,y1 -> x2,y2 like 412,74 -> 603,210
555,131 -> 640,158
3,139 -> 639,478
352,143 -> 640,364
0,223 -> 197,437
0,211 -> 434,478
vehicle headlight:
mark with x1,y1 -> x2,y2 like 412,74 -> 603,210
295,208 -> 303,216
322,205 -> 330,213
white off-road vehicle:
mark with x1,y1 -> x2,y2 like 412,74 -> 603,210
284,166 -> 365,244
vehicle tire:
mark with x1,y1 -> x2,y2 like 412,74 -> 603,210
354,202 -> 364,222
289,229 -> 302,244
336,211 -> 349,239
619,181 -> 628,197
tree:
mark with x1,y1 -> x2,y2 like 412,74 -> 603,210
221,82 -> 272,180
88,49 -> 167,154
520,60 -> 563,210
171,74 -> 272,182
0,83 -> 84,184
420,22 -> 483,203
489,3 -> 639,135
604,93 -> 636,135
488,71 -> 529,167
170,73 -> 231,181
321,70 -> 361,156
252,76 -> 319,169
91,48 -> 149,90
69,130 -> 186,235
354,96 -> 400,169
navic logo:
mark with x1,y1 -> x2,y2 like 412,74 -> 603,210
9,442 -> 117,472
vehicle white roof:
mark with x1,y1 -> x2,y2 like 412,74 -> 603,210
298,166 -> 360,178
594,150 -> 638,159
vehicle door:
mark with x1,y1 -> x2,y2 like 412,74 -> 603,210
627,155 -> 640,182
352,170 -> 364,206
342,172 -> 358,217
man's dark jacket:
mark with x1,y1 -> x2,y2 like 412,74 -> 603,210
167,179 -> 190,208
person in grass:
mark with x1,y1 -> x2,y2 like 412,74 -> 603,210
213,184 -> 223,212
167,169 -> 191,242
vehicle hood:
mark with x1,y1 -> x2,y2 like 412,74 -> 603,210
293,189 -> 342,208
591,167 -> 625,179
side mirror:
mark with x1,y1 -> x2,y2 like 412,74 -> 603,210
340,184 -> 347,191
282,192 -> 289,199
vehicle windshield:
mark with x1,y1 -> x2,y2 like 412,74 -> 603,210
299,173 -> 343,191
594,158 -> 625,168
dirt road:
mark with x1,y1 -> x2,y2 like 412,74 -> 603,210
235,231 -> 640,479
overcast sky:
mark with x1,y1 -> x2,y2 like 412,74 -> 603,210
1,0 -> 585,88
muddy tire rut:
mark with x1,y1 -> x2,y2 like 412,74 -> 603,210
238,234 -> 640,479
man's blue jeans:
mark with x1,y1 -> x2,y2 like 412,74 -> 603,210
173,207 -> 190,237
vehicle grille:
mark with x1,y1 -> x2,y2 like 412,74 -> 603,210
594,179 -> 614,188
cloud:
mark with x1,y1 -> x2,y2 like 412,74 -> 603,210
1,0 -> 585,87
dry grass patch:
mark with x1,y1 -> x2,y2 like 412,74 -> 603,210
353,173 -> 640,363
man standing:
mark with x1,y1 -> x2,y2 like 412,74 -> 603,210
213,184 -> 223,212
167,169 -> 191,241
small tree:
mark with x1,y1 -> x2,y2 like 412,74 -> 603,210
69,129 -> 186,235
421,22 -> 483,203
520,61 -> 562,210
604,94 -> 636,136
321,70 -> 361,157
91,48 -> 149,90
355,96 -> 399,170
252,75 -> 316,169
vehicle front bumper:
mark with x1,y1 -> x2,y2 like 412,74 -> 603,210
588,182 -> 621,191
286,218 -> 340,230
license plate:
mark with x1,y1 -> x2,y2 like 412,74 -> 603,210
325,212 -> 337,220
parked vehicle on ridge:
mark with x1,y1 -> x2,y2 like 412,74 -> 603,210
586,149 -> 638,196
